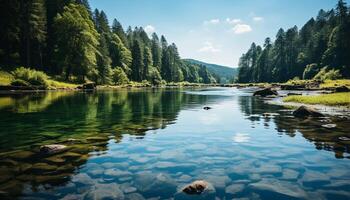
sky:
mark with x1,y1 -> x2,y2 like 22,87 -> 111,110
89,0 -> 346,67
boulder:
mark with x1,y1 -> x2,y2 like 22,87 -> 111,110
334,86 -> 350,93
40,144 -> 67,155
203,106 -> 212,110
83,82 -> 96,90
292,106 -> 324,118
253,88 -> 278,97
182,180 -> 212,195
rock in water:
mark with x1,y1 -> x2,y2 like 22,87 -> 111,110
292,106 -> 324,118
83,82 -> 96,90
182,180 -> 211,195
334,86 -> 350,93
253,88 -> 278,97
40,144 -> 67,155
203,106 -> 212,110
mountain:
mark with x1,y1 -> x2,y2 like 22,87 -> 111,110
183,59 -> 237,83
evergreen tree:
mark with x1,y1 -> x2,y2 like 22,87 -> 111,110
53,3 -> 99,81
131,40 -> 143,81
112,19 -> 128,47
97,34 -> 112,84
151,33 -> 162,70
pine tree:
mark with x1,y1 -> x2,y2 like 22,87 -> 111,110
112,19 -> 128,47
151,33 -> 161,70
54,3 -> 99,81
131,40 -> 143,81
97,34 -> 112,84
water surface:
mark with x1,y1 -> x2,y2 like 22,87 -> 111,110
0,88 -> 349,199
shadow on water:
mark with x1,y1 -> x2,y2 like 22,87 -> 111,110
0,88 -> 225,198
238,96 -> 350,159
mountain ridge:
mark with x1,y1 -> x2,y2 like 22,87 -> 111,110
183,59 -> 237,83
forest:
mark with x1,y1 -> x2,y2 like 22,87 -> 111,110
237,0 -> 350,83
0,0 -> 217,86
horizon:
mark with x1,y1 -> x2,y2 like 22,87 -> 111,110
89,0 -> 347,68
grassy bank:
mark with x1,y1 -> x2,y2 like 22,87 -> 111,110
0,69 -> 78,90
283,92 -> 350,106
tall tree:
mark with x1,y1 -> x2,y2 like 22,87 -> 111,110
53,3 -> 99,81
151,33 -> 161,70
131,40 -> 143,81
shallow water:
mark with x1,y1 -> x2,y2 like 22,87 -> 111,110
0,88 -> 349,200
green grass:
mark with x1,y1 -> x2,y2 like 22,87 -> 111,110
283,92 -> 350,106
320,79 -> 350,88
0,69 -> 78,89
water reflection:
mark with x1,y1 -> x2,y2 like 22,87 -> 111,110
238,96 -> 350,159
0,88 -> 349,199
0,88 -> 223,198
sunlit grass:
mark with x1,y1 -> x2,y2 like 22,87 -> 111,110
283,92 -> 350,106
46,80 -> 78,89
320,79 -> 350,88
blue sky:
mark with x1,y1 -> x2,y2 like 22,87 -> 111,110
89,0 -> 347,67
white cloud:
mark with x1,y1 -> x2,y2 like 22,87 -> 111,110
203,19 -> 220,25
253,17 -> 264,22
231,24 -> 252,34
198,42 -> 221,53
144,25 -> 155,35
226,18 -> 242,24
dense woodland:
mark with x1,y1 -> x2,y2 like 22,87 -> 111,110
238,0 -> 350,83
0,0 -> 216,85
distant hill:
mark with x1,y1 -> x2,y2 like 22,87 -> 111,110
183,59 -> 237,83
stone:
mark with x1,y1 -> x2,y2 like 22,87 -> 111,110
181,180 -> 212,195
225,183 -> 245,194
85,183 -> 124,200
39,144 -> 67,155
203,106 -> 212,110
82,82 -> 96,90
174,180 -> 216,200
334,86 -> 350,93
249,179 -> 307,199
134,172 -> 177,196
125,193 -> 145,200
292,106 -> 324,118
253,88 -> 278,97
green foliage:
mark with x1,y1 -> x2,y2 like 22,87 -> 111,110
238,0 -> 350,83
303,63 -> 320,79
112,67 -> 129,85
11,79 -> 29,87
1,0 -> 234,86
53,3 -> 99,81
12,67 -> 48,86
313,67 -> 342,81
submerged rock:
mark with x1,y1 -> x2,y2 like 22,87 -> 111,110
292,106 -> 324,118
182,180 -> 212,195
40,144 -> 67,155
253,88 -> 278,97
203,106 -> 212,110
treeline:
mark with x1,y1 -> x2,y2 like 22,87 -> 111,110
237,0 -> 350,83
0,0 -> 216,85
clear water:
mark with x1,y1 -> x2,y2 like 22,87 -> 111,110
0,88 -> 349,200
